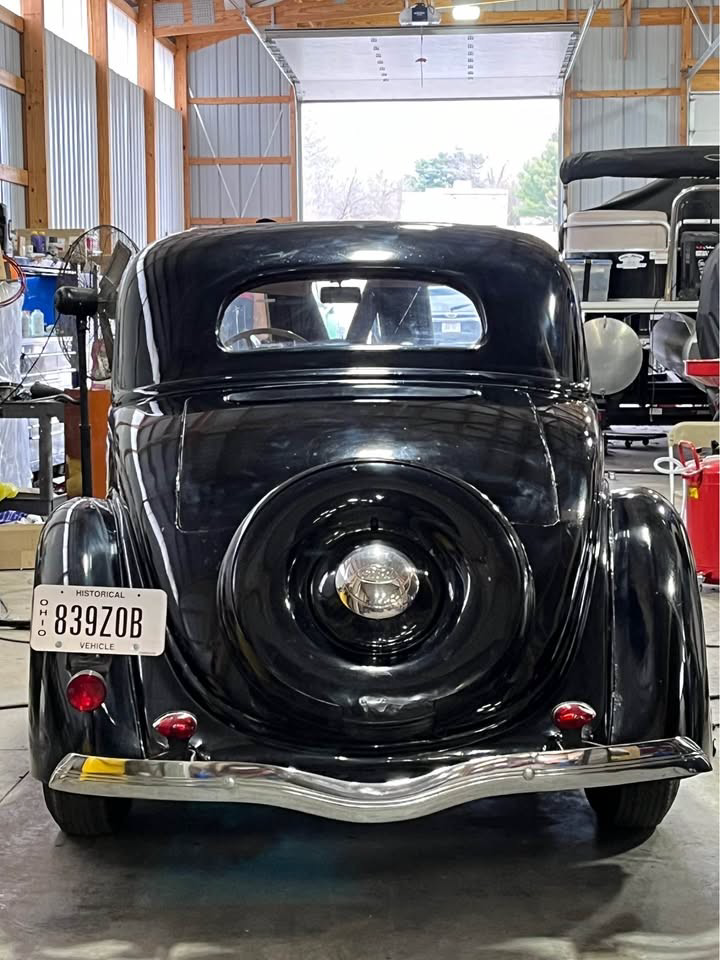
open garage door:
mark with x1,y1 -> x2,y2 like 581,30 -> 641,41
265,25 -> 579,102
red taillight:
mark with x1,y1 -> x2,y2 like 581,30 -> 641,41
153,711 -> 197,741
552,701 -> 596,731
66,671 -> 107,712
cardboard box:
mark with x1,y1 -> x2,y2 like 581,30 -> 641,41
0,522 -> 43,570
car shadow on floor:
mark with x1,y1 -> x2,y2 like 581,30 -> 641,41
40,790 -> 685,958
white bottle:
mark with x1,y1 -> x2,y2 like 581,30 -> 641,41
31,309 -> 45,336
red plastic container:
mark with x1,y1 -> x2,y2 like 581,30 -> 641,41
682,448 -> 720,584
685,358 -> 720,387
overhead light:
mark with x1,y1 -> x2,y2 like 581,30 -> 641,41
452,4 -> 481,21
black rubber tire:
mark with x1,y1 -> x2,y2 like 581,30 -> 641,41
586,779 -> 680,831
43,785 -> 131,836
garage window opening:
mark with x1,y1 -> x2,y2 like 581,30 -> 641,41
218,277 -> 486,352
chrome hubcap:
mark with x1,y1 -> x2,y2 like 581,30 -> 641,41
334,542 -> 419,620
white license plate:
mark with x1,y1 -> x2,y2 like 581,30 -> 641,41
441,321 -> 462,334
30,585 -> 167,656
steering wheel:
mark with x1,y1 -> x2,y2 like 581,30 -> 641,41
227,327 -> 308,348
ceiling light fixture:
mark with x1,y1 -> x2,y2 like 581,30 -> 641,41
452,4 -> 481,20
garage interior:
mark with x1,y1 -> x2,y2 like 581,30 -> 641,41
0,0 -> 718,957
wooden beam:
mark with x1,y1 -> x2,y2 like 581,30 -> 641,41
138,0 -> 156,242
570,87 -> 682,98
188,30 -> 248,52
175,35 -> 191,230
190,216 -> 293,225
109,0 -> 137,21
691,71 -> 720,92
188,95 -> 292,105
89,0 -> 111,226
157,36 -> 177,53
153,2 -> 267,37
680,8 -> 693,145
21,0 -> 48,230
189,156 -> 293,165
0,164 -> 29,187
269,3 -> 717,29
0,4 -> 24,31
688,58 -> 720,74
0,68 -> 24,94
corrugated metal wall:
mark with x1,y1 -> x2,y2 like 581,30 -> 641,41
568,22 -> 683,209
155,99 -> 184,237
188,34 -> 293,221
109,70 -> 147,246
0,21 -> 24,227
45,30 -> 99,229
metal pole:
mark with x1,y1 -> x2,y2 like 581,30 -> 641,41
684,0 -> 711,47
562,0 -> 601,87
75,315 -> 93,497
688,34 -> 720,81
226,0 -> 296,88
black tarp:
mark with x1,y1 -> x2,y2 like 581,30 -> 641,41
697,245 -> 719,361
559,146 -> 719,185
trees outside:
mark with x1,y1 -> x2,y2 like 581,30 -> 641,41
407,148 -> 487,190
302,127 -> 402,221
302,119 -> 559,230
515,133 -> 560,222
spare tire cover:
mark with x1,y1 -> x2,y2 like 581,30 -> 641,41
218,460 -> 534,740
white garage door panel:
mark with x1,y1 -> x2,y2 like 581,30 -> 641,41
266,26 -> 578,101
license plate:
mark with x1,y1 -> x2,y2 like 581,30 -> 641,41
441,321 -> 462,334
30,585 -> 167,656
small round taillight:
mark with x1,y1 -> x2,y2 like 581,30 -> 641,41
153,711 -> 197,741
552,701 -> 596,731
66,671 -> 107,712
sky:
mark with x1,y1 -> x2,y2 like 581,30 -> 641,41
302,98 -> 560,181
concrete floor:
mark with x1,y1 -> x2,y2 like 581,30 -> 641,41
0,440 -> 717,960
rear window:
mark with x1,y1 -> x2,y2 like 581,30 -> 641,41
218,278 -> 486,353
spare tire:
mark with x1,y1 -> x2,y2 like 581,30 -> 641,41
218,460 -> 534,742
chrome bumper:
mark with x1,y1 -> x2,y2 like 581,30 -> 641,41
49,736 -> 711,824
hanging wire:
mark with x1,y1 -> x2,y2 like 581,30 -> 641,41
0,255 -> 26,308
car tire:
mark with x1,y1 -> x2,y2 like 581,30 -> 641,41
42,785 -> 131,836
585,778 -> 680,831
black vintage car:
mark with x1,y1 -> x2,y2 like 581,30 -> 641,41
29,223 -> 712,837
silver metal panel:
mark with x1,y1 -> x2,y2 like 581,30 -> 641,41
0,87 -> 24,169
0,21 -> 24,229
0,22 -> 21,75
0,182 -> 25,228
188,34 -> 292,220
568,95 -> 680,210
189,34 -> 290,98
109,70 -> 147,247
265,26 -> 578,101
191,164 -> 290,220
45,30 -> 99,229
567,22 -> 682,211
572,25 -> 680,90
190,103 -> 288,157
156,99 -> 185,238
689,92 -> 720,144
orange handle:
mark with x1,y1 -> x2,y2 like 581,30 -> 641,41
678,440 -> 702,478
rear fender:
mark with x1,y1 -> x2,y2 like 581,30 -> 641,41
29,498 -> 145,782
610,488 -> 710,755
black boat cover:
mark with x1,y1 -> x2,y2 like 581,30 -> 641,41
559,146 -> 719,185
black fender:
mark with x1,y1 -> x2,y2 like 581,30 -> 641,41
610,487 -> 710,755
29,498 -> 145,782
